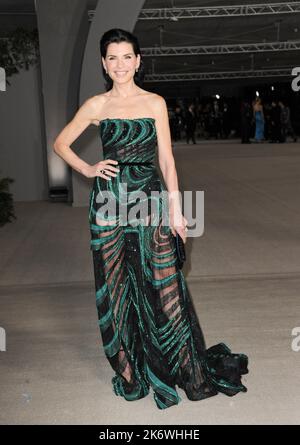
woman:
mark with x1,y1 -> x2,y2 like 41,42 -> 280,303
53,28 -> 248,410
252,97 -> 265,143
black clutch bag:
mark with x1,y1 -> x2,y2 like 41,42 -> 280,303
174,233 -> 186,269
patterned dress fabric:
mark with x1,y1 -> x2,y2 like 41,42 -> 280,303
88,117 -> 248,409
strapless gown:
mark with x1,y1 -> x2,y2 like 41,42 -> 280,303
255,110 -> 264,140
88,117 -> 248,409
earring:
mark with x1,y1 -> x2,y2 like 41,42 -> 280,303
136,67 -> 138,72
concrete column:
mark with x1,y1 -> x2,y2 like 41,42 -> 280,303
72,0 -> 145,207
35,0 -> 89,202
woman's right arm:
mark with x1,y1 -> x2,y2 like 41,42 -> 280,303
53,96 -> 119,180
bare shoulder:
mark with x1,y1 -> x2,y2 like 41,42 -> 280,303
93,91 -> 111,104
136,89 -> 165,104
147,93 -> 168,122
144,92 -> 167,119
147,92 -> 166,106
80,93 -> 109,126
78,94 -> 101,114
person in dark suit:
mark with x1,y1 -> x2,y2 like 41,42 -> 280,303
185,103 -> 197,144
279,100 -> 297,142
240,100 -> 252,143
269,100 -> 282,143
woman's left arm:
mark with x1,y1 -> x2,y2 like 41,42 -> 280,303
153,95 -> 188,242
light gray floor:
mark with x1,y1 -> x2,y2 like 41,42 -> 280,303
1,140 -> 300,424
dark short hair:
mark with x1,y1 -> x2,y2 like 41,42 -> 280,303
99,28 -> 145,90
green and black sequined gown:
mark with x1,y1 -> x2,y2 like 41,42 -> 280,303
89,117 -> 248,409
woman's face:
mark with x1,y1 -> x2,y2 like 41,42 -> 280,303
102,41 -> 140,83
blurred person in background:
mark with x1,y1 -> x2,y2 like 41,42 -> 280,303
269,100 -> 282,143
241,99 -> 252,144
279,100 -> 297,143
184,103 -> 197,144
252,97 -> 265,143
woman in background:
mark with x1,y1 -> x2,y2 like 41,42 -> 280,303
253,97 -> 265,143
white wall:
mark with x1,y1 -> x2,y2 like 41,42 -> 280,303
0,64 -> 48,201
